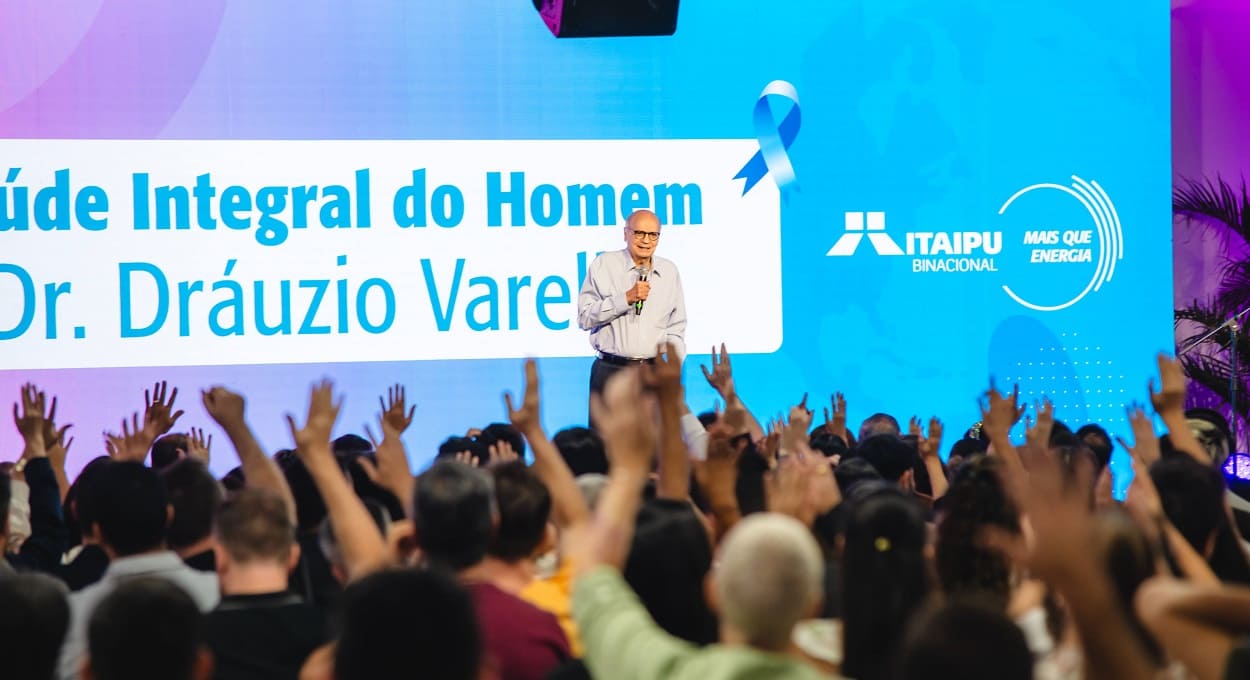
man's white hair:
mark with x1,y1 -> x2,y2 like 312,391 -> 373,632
715,513 -> 824,649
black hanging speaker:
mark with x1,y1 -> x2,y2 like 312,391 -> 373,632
532,0 -> 680,38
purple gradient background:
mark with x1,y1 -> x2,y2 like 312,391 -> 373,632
0,1 -> 1176,477
1172,0 -> 1250,307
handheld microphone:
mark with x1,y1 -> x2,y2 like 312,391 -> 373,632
635,263 -> 650,316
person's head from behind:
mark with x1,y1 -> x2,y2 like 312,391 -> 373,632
413,460 -> 496,571
90,462 -> 170,558
841,486 -> 930,680
1186,407 -> 1234,467
479,422 -> 526,459
150,433 -> 190,473
625,498 -> 718,645
809,433 -> 848,459
487,461 -> 553,563
935,455 -> 1020,609
0,573 -> 69,680
858,413 -> 900,443
552,426 -> 608,476
335,569 -> 481,680
1076,424 -> 1114,471
834,456 -> 883,497
711,513 -> 823,651
945,437 -> 988,476
1152,456 -> 1250,583
857,434 -> 918,490
64,456 -> 114,547
85,578 -> 210,680
214,489 -> 300,586
160,458 -> 224,553
436,436 -> 486,467
898,598 -> 1033,680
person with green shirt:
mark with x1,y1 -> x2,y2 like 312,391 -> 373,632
567,364 -> 834,680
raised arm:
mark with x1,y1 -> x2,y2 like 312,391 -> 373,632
981,381 -> 1027,500
287,380 -> 390,580
358,384 -> 418,517
10,385 -> 69,572
505,359 -> 590,529
644,343 -> 689,501
571,368 -> 700,680
1151,354 -> 1209,464
1137,578 -> 1250,680
202,386 -> 298,526
569,368 -> 656,575
919,417 -> 948,500
989,449 -> 1156,680
700,343 -> 765,440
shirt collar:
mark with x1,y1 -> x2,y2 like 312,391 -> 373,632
621,249 -> 662,276
103,551 -> 188,580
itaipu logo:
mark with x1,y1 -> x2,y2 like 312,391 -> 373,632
826,175 -> 1124,312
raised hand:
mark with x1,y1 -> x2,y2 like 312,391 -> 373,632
360,383 -> 418,505
823,392 -> 848,443
700,343 -> 735,399
13,384 -> 48,457
285,380 -> 341,467
105,412 -> 155,463
781,394 -> 813,455
641,342 -> 683,399
919,417 -> 944,461
765,454 -> 833,527
142,381 -> 184,440
379,384 -> 416,437
186,427 -> 212,465
1024,397 -> 1055,451
454,450 -> 480,467
981,380 -> 1024,439
801,453 -> 841,516
47,424 -> 73,470
201,386 -> 246,428
756,430 -> 781,469
908,416 -> 923,437
1116,403 -> 1162,467
1149,354 -> 1186,418
38,395 -> 61,452
504,359 -> 542,433
488,440 -> 520,467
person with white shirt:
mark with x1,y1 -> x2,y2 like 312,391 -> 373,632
577,209 -> 687,409
57,462 -> 219,680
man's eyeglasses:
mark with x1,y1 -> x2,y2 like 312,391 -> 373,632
631,230 -> 660,242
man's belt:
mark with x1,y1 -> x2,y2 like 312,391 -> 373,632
597,352 -> 655,366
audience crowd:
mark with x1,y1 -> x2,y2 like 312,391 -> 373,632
4,344 -> 1250,680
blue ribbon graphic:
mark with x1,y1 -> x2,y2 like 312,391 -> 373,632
733,80 -> 801,195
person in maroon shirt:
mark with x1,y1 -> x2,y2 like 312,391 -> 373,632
412,461 -> 571,680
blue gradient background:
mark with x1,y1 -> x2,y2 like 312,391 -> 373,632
0,0 -> 1172,488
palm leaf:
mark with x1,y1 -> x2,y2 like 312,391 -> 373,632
1179,353 -> 1250,418
1174,175 -> 1250,245
1217,259 -> 1250,313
